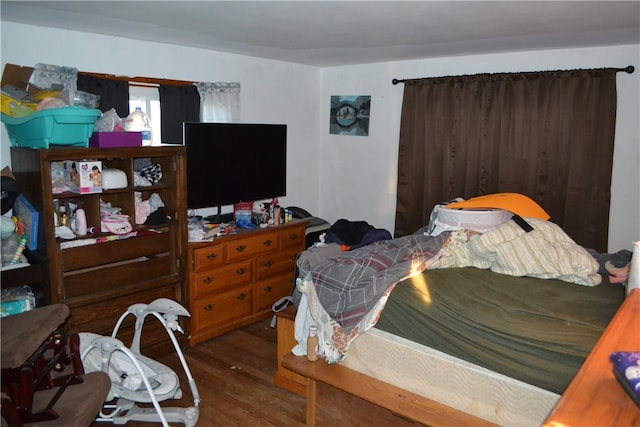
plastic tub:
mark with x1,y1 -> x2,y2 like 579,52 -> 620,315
1,106 -> 102,148
436,207 -> 512,232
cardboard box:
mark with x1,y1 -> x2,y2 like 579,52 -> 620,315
1,64 -> 35,91
1,64 -> 43,116
63,160 -> 103,194
0,298 -> 35,317
90,131 -> 142,148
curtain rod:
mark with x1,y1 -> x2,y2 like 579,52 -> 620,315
391,65 -> 635,85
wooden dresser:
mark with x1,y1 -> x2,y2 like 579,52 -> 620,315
187,220 -> 306,346
543,288 -> 640,426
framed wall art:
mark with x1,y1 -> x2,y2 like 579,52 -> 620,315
330,95 -> 370,136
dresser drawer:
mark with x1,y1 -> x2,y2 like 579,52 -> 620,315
226,231 -> 280,262
190,260 -> 252,297
255,273 -> 295,312
255,247 -> 299,280
63,231 -> 171,272
64,254 -> 172,299
192,244 -> 225,272
67,284 -> 177,335
280,224 -> 305,249
192,284 -> 253,331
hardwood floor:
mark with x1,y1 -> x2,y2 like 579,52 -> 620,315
119,317 -> 420,427
122,317 -> 308,426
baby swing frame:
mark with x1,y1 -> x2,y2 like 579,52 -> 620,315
80,298 -> 200,427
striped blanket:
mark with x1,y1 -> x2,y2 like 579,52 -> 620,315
428,218 -> 601,286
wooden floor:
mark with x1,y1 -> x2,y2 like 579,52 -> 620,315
118,317 -> 306,426
8,313 -> 451,427
117,317 -> 411,427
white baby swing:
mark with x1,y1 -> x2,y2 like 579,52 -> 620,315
79,298 -> 200,427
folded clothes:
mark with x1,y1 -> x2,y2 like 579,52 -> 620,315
139,163 -> 162,184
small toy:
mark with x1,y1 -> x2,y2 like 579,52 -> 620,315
10,216 -> 27,264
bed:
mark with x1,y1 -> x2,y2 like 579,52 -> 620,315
279,217 -> 630,425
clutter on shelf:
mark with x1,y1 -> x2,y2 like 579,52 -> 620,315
0,285 -> 36,317
1,63 -> 102,148
0,215 -> 28,268
1,62 -> 147,149
134,158 -> 163,186
134,192 -> 165,225
123,107 -> 152,146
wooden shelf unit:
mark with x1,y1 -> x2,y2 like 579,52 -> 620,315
10,146 -> 187,356
187,220 -> 305,346
1,248 -> 49,307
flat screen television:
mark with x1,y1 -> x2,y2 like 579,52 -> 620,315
183,122 -> 287,213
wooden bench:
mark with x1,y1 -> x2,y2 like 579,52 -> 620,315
281,353 -> 496,427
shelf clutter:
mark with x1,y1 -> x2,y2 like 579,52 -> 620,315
1,63 -> 146,150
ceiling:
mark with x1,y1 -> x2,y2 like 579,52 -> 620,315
1,1 -> 639,67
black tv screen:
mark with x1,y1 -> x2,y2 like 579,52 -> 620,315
183,122 -> 287,210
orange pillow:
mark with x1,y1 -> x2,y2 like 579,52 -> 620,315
445,193 -> 550,220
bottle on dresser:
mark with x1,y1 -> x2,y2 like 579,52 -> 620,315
306,326 -> 319,362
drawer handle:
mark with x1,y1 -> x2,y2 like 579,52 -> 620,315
264,261 -> 273,268
236,267 -> 247,275
207,253 -> 218,261
204,303 -> 215,311
263,239 -> 273,247
235,245 -> 246,253
202,276 -> 213,284
264,286 -> 273,293
289,233 -> 298,240
237,293 -> 247,300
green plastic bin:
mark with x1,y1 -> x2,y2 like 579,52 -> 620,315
1,107 -> 102,148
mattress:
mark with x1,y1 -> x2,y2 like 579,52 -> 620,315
343,326 -> 559,426
338,267 -> 624,425
373,268 -> 624,394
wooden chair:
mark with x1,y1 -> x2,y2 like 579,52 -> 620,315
1,304 -> 110,426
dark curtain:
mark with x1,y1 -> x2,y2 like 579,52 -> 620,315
159,84 -> 201,144
395,69 -> 618,251
77,74 -> 130,117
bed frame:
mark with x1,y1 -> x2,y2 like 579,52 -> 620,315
274,289 -> 640,426
280,352 -> 494,427
273,306 -> 495,426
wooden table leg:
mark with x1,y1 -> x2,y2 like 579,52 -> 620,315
305,377 -> 318,427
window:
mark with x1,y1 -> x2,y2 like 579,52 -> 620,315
129,85 -> 161,145
77,71 -> 239,143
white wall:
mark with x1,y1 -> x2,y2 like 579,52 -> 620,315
0,21 -> 322,217
320,45 -> 640,251
2,22 -> 638,251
